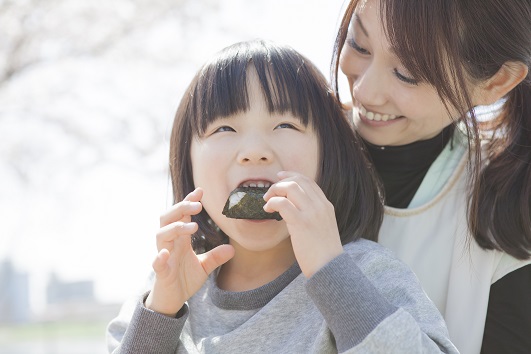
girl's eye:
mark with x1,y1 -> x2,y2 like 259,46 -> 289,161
347,38 -> 370,55
393,68 -> 419,85
275,122 -> 297,130
213,125 -> 235,133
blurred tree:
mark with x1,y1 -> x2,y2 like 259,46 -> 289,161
0,0 -> 232,189
0,0 -> 222,85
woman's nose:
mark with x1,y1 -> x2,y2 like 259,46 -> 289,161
341,51 -> 387,107
352,64 -> 387,107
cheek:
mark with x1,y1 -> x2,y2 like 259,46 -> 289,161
339,50 -> 352,74
403,93 -> 454,124
191,140 -> 224,169
191,141 -> 232,215
191,142 -> 221,190
281,137 -> 320,180
340,50 -> 359,80
340,49 -> 370,78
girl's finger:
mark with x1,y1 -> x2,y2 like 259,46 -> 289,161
152,249 -> 170,278
197,244 -> 235,275
264,178 -> 315,210
277,171 -> 325,197
264,172 -> 334,223
156,221 -> 198,251
160,188 -> 203,227
263,195 -> 300,221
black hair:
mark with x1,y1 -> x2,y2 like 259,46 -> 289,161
171,39 -> 383,253
332,0 -> 530,259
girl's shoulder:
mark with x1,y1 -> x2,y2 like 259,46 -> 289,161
341,239 -> 431,301
343,239 -> 404,268
344,238 -> 387,254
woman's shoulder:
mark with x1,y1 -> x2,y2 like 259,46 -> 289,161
493,251 -> 531,284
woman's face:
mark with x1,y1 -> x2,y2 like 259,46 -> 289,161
339,0 -> 455,146
190,69 -> 320,254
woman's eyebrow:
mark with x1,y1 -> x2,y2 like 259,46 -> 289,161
353,14 -> 369,37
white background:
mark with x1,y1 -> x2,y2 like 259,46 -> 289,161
0,0 -> 348,314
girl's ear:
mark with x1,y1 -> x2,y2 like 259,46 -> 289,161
473,61 -> 528,106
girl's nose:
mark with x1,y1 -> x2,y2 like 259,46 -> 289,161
237,136 -> 274,165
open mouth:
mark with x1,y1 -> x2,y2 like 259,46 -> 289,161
359,105 -> 402,122
239,180 -> 272,188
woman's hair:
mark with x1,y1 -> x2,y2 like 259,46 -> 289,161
332,0 -> 531,259
170,39 -> 383,253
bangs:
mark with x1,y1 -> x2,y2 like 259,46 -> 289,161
380,0 -> 466,106
172,39 -> 384,250
381,0 -> 448,83
186,40 -> 331,135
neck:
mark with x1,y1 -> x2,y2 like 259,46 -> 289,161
216,238 -> 296,292
364,125 -> 454,208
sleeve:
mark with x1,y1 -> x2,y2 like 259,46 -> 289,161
481,264 -> 531,354
106,292 -> 188,354
305,246 -> 459,354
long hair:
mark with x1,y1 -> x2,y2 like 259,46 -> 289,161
170,39 -> 383,253
332,0 -> 530,259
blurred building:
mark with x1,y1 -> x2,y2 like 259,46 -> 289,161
0,260 -> 30,324
46,273 -> 95,304
40,273 -> 120,322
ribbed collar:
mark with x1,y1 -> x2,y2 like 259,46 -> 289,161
210,262 -> 302,310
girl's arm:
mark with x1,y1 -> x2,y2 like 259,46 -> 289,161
265,171 -> 458,353
106,292 -> 189,354
306,242 -> 459,353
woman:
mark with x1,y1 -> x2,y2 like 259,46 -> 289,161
332,0 -> 530,353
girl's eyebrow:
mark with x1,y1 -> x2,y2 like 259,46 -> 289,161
353,14 -> 369,37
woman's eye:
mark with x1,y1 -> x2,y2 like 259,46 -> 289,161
393,68 -> 419,85
347,38 -> 370,55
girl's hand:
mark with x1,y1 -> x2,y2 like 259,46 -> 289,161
145,188 -> 234,316
263,171 -> 343,278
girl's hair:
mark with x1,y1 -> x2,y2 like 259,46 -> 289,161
332,0 -> 531,259
170,39 -> 383,253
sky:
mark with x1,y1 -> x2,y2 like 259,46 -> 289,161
0,0 -> 348,314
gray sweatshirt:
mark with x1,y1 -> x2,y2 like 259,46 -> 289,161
106,239 -> 458,353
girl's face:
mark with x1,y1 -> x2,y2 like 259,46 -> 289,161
190,69 -> 320,254
339,0 -> 455,146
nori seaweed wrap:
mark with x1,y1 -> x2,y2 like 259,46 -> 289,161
222,187 -> 282,220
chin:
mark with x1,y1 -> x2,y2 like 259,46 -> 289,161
227,225 -> 290,251
358,131 -> 392,146
231,237 -> 290,253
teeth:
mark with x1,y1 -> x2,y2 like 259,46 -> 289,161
359,105 -> 398,121
241,181 -> 271,188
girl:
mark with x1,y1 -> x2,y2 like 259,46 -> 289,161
106,40 -> 458,353
332,0 -> 531,353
